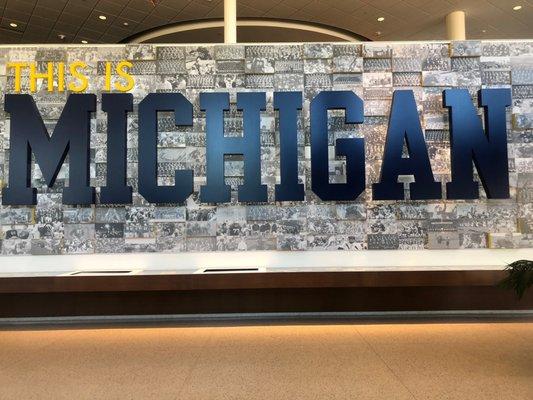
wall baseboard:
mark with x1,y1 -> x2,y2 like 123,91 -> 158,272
2,310 -> 533,328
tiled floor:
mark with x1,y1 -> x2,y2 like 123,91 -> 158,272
1,321 -> 532,399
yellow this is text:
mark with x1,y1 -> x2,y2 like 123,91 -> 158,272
6,60 -> 135,93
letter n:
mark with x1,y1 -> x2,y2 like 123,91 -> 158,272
443,89 -> 511,199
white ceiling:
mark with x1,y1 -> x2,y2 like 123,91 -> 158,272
0,0 -> 532,44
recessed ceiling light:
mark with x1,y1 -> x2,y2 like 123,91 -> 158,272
482,29 -> 487,33
377,17 -> 385,22
99,15 -> 107,20
81,40 -> 88,44
9,22 -> 18,28
513,5 -> 522,10
123,21 -> 129,26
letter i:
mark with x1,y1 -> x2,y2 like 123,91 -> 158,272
57,62 -> 65,92
104,62 -> 112,91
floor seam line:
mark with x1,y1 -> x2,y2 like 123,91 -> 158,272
354,327 -> 420,400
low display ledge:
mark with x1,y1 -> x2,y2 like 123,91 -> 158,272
1,269 -> 532,318
1,249 -> 532,317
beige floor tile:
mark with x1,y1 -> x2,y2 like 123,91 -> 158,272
355,323 -> 533,400
178,325 -> 414,400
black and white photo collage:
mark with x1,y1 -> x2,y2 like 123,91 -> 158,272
0,41 -> 531,255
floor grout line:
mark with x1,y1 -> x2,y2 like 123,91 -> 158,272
353,326 -> 420,400
172,328 -> 218,398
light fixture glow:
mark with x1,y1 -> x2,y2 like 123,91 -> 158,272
81,40 -> 88,44
513,5 -> 522,10
123,21 -> 129,26
377,17 -> 385,22
9,22 -> 18,28
99,15 -> 107,20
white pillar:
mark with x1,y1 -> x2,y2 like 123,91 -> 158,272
224,0 -> 237,44
446,11 -> 466,41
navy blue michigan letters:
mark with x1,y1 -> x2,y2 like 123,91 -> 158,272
2,88 -> 511,205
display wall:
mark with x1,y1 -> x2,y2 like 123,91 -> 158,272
0,41 -> 531,256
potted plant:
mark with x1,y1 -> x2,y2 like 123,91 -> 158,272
498,260 -> 533,299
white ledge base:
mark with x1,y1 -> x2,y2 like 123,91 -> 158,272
0,248 -> 531,277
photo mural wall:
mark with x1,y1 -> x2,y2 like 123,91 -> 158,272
0,40 -> 531,256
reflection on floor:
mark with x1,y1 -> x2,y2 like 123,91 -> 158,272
1,321 -> 532,399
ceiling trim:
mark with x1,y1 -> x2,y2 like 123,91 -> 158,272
121,18 -> 370,43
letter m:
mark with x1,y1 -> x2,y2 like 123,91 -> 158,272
3,94 -> 95,205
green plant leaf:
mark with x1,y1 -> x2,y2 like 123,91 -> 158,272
498,260 -> 533,300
